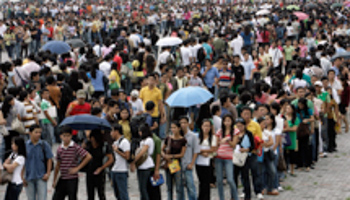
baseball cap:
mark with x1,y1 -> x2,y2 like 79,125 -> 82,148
131,90 -> 139,97
76,89 -> 86,99
314,81 -> 323,87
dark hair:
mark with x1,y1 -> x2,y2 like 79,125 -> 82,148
108,99 -> 119,108
139,124 -> 153,139
199,119 -> 213,145
145,101 -> 155,111
89,129 -> 103,145
90,62 -> 99,79
46,76 -> 56,85
2,95 -> 14,118
91,107 -> 102,116
18,91 -> 28,102
297,98 -> 309,118
171,120 -> 184,136
29,124 -> 41,132
287,103 -> 297,124
270,102 -> 280,114
221,114 -> 234,139
12,137 -> 26,158
266,113 -> 276,130
257,117 -> 266,124
235,117 -> 246,125
241,106 -> 253,114
211,105 -> 221,116
60,126 -> 72,135
179,115 -> 189,122
111,123 -> 123,134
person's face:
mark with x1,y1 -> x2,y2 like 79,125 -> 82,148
241,110 -> 251,122
77,97 -> 85,104
315,85 -> 322,92
119,92 -> 126,101
11,141 -> 18,152
179,119 -> 189,131
10,99 -> 15,106
258,107 -> 268,117
286,40 -> 291,46
192,68 -> 199,76
298,102 -> 305,109
60,133 -> 72,144
201,121 -> 211,134
42,91 -> 49,100
111,105 -> 119,114
236,122 -> 245,133
110,129 -> 119,139
120,109 -> 129,120
223,116 -> 233,128
322,80 -> 328,88
30,128 -> 42,142
297,88 -> 305,98
311,76 -> 318,84
148,76 -> 156,86
170,123 -> 180,134
244,54 -> 249,60
177,70 -> 184,78
259,119 -> 266,130
265,115 -> 272,126
328,71 -> 335,79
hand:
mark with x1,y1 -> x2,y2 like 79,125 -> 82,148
52,121 -> 57,127
302,119 -> 308,124
113,145 -> 118,152
23,179 -> 27,187
187,164 -> 193,170
202,152 -> 209,157
220,138 -> 229,144
68,167 -> 79,175
42,173 -> 50,181
240,148 -> 246,153
130,163 -> 136,172
153,170 -> 160,180
52,181 -> 56,189
94,167 -> 103,175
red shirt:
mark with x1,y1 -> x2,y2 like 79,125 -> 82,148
113,55 -> 123,71
48,27 -> 54,38
68,102 -> 91,116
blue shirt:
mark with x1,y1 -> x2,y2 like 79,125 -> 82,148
221,107 -> 230,118
25,140 -> 53,181
331,66 -> 340,76
87,70 -> 105,92
202,43 -> 212,60
144,113 -> 153,126
240,32 -> 252,46
240,60 -> 255,80
201,66 -> 220,89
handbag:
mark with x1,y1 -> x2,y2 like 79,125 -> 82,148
282,132 -> 292,147
150,174 -> 164,187
11,117 -> 25,134
168,159 -> 181,174
135,147 -> 148,167
0,126 -> 9,136
161,137 -> 171,169
297,122 -> 311,138
120,64 -> 134,78
277,152 -> 287,171
0,170 -> 12,185
232,151 -> 248,167
24,36 -> 32,44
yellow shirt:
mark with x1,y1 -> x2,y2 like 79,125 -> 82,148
108,69 -> 121,86
139,86 -> 162,117
247,120 -> 262,139
119,120 -> 131,141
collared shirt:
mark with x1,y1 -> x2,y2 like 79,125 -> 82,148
182,130 -> 200,168
200,66 -> 220,89
25,140 -> 53,181
241,59 -> 255,80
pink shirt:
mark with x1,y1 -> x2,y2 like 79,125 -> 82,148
216,128 -> 239,160
299,45 -> 308,58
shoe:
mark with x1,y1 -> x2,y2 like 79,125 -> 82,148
239,193 -> 245,198
278,186 -> 284,192
267,190 -> 279,195
257,193 -> 264,199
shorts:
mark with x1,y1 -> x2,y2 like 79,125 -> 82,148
339,104 -> 347,115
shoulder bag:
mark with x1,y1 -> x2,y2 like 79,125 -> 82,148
11,117 -> 25,135
232,150 -> 248,167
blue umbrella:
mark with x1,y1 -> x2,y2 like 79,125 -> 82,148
165,86 -> 213,107
41,41 -> 71,54
331,51 -> 350,62
59,114 -> 111,130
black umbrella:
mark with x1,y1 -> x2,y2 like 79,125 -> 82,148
305,3 -> 318,10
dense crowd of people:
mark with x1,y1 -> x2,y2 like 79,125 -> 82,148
0,0 -> 349,200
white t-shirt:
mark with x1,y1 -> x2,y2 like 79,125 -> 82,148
93,45 -> 102,57
213,115 -> 222,133
268,48 -> 283,68
263,128 -> 281,153
196,137 -> 217,166
9,153 -> 25,184
230,36 -> 243,56
130,98 -> 144,117
291,78 -> 308,90
180,46 -> 193,66
112,138 -> 130,172
99,61 -> 111,77
138,138 -> 155,170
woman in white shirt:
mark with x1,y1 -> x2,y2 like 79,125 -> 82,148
195,119 -> 217,200
134,124 -> 155,200
2,137 -> 26,200
262,114 -> 280,195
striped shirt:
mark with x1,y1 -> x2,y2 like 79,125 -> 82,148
218,69 -> 235,87
216,128 -> 239,160
56,141 -> 88,180
23,101 -> 37,132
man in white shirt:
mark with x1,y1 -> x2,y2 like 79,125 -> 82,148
230,32 -> 243,56
99,54 -> 113,77
130,90 -> 144,117
0,20 -> 7,37
129,30 -> 141,48
157,47 -> 173,65
191,39 -> 202,62
93,41 -> 102,57
180,41 -> 193,67
268,41 -> 283,70
320,52 -> 332,74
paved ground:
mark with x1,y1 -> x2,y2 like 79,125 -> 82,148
1,129 -> 350,200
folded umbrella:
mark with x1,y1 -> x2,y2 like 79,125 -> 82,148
41,41 -> 71,55
165,86 -> 213,107
59,114 -> 111,130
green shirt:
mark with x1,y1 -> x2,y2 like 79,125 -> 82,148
40,99 -> 52,124
283,45 -> 295,61
291,98 -> 314,113
317,91 -> 330,103
285,118 -> 300,150
151,134 -> 162,171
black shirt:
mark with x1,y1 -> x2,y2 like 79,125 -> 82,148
85,141 -> 112,174
232,64 -> 245,85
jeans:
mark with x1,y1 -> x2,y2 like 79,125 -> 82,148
165,169 -> 183,200
52,178 -> 78,200
160,21 -> 167,33
182,169 -> 197,200
110,171 -> 129,200
137,169 -> 151,200
196,165 -> 211,200
41,122 -> 55,147
5,183 -> 23,200
215,158 -> 239,200
26,178 -> 47,200
14,43 -> 21,59
175,19 -> 183,28
249,154 -> 263,194
86,172 -> 106,200
5,45 -> 13,60
262,151 -> 277,192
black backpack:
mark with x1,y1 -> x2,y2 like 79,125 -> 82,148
197,47 -> 206,62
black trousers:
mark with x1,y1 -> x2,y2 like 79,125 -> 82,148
53,178 -> 78,200
195,165 -> 211,200
147,170 -> 161,200
327,119 -> 337,152
234,156 -> 252,200
86,172 -> 106,200
298,136 -> 311,168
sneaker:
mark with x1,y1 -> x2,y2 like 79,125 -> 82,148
278,186 -> 284,192
239,193 -> 245,198
257,193 -> 264,199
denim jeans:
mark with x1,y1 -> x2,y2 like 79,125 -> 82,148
5,183 -> 23,200
41,122 -> 55,147
5,45 -> 13,60
15,43 -> 21,59
110,172 -> 129,200
165,169 -> 184,200
137,169 -> 151,200
160,21 -> 167,33
182,169 -> 197,200
215,158 -> 239,200
262,151 -> 277,192
52,178 -> 78,200
26,178 -> 47,200
175,19 -> 183,28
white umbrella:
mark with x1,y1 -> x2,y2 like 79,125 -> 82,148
156,37 -> 183,47
256,9 -> 270,16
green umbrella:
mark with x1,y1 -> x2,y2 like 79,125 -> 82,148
331,3 -> 343,9
286,5 -> 300,10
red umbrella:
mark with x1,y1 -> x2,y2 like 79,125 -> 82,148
343,1 -> 350,5
293,11 -> 309,21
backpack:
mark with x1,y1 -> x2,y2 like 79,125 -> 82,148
276,27 -> 285,40
197,47 -> 206,62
